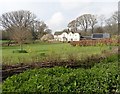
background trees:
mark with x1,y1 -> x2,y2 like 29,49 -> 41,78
67,11 -> 118,35
87,14 -> 97,34
76,14 -> 97,33
0,10 -> 118,44
68,14 -> 97,34
67,20 -> 77,32
76,14 -> 89,32
104,11 -> 118,35
31,20 -> 52,41
111,11 -> 118,24
0,10 -> 51,47
11,26 -> 32,50
98,15 -> 106,28
0,10 -> 36,31
0,10 -> 36,45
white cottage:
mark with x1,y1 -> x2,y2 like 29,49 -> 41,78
54,31 -> 81,42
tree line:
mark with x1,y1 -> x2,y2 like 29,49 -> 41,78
67,11 -> 118,35
0,10 -> 118,42
0,10 -> 51,43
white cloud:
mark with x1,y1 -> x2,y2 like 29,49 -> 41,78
60,0 -> 79,10
49,12 -> 64,25
59,0 -> 119,10
73,2 -> 117,19
59,0 -> 91,10
47,12 -> 65,31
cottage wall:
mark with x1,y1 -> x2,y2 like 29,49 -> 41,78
73,33 -> 80,41
68,32 -> 74,41
54,32 -> 80,42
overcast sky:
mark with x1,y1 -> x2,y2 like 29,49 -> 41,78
0,0 -> 119,32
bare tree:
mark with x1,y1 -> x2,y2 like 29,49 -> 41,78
76,14 -> 97,34
111,11 -> 118,24
67,20 -> 77,32
0,10 -> 36,47
76,14 -> 90,32
88,14 -> 97,34
32,20 -> 49,39
105,18 -> 113,27
76,15 -> 87,32
37,21 -> 48,38
12,26 -> 32,50
105,13 -> 118,35
105,11 -> 118,27
94,27 -> 104,33
0,10 -> 36,30
98,15 -> 106,28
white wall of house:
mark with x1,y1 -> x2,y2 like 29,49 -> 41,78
54,32 -> 80,41
62,32 -> 68,38
54,35 -> 58,41
73,33 -> 80,41
54,35 -> 61,41
68,32 -> 74,41
61,32 -> 68,41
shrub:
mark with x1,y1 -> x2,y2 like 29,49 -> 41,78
67,53 -> 78,62
13,49 -> 28,53
39,52 -> 46,57
70,39 -> 118,46
2,55 -> 119,93
44,51 -> 62,63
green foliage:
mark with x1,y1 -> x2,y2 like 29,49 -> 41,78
13,49 -> 28,53
3,55 -> 119,93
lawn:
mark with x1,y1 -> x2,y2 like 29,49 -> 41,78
0,40 -> 10,43
2,42 -> 111,65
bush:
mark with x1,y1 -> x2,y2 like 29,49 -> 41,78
13,49 -> 28,53
2,55 -> 119,93
70,39 -> 118,46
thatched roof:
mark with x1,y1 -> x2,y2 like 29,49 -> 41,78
41,34 -> 54,41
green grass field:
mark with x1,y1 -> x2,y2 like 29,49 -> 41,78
0,40 -> 9,43
2,43 -> 111,65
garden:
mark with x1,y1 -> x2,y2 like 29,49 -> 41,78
2,54 -> 119,93
0,7 -> 119,93
1,38 -> 119,93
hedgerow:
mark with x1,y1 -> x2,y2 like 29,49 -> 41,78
70,39 -> 118,46
2,55 -> 119,93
